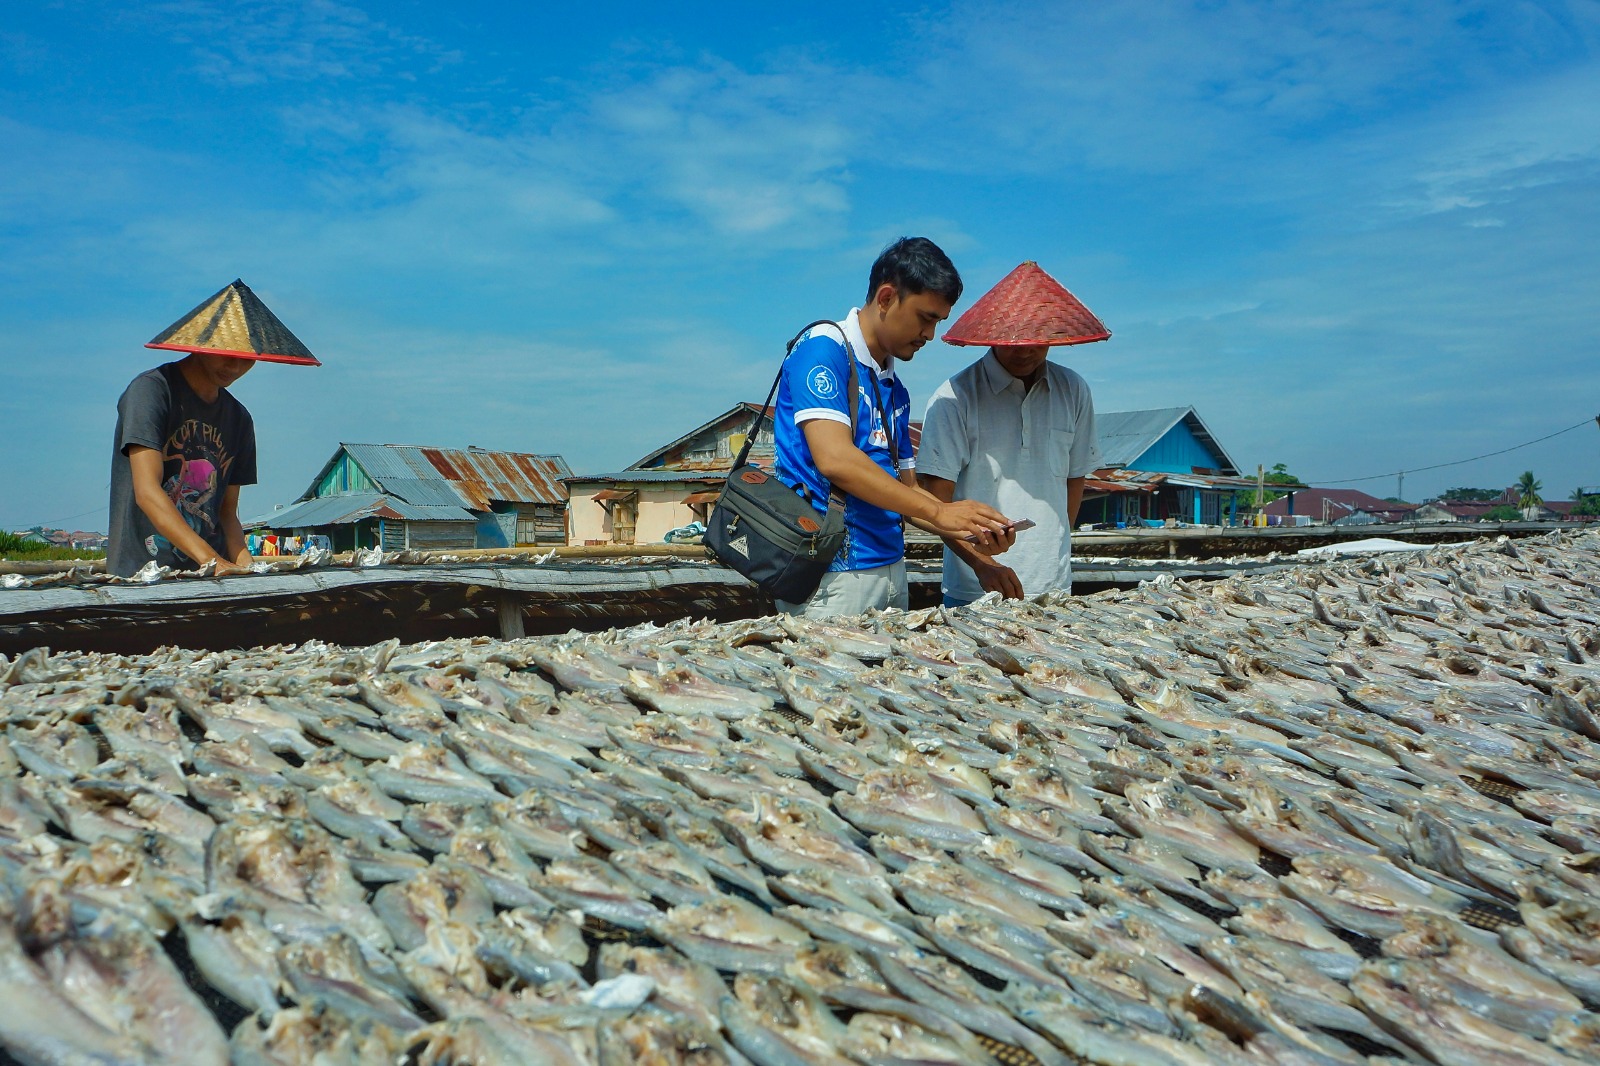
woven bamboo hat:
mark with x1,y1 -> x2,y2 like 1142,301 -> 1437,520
146,279 -> 321,366
941,261 -> 1110,348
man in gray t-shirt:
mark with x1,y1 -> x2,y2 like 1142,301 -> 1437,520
108,356 -> 259,577
108,279 -> 320,577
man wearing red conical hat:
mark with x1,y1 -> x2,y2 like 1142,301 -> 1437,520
107,280 -> 320,578
917,262 -> 1107,605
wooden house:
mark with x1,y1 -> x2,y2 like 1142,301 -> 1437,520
1078,407 -> 1256,527
566,402 -> 924,545
250,444 -> 571,552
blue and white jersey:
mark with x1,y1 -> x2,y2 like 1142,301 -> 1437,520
773,309 -> 915,572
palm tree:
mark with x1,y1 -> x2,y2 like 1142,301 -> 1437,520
1516,471 -> 1543,510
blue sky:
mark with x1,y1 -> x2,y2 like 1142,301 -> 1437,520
4,0 -> 1599,532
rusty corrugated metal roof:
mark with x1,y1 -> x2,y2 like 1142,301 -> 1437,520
317,444 -> 571,510
419,447 -> 572,509
1080,468 -> 1258,497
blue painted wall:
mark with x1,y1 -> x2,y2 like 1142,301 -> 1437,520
315,451 -> 378,497
475,511 -> 516,548
1131,420 -> 1224,474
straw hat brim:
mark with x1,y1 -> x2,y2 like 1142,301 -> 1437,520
144,341 -> 321,366
943,331 -> 1111,348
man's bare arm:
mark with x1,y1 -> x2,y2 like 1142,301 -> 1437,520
128,446 -> 249,573
1067,476 -> 1085,529
803,420 -> 1010,543
917,473 -> 1024,599
219,485 -> 254,568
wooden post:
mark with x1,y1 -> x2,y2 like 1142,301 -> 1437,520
497,592 -> 525,640
1256,464 -> 1265,527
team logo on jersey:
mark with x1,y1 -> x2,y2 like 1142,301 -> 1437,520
808,367 -> 840,400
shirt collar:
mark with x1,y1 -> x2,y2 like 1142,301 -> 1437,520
980,348 -> 1050,395
844,308 -> 895,383
981,348 -> 1022,394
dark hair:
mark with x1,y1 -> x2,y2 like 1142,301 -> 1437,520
866,237 -> 963,306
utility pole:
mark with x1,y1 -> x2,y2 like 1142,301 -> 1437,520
1256,464 -> 1265,527
1397,471 -> 1405,502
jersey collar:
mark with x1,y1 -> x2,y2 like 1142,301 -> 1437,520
844,308 -> 896,383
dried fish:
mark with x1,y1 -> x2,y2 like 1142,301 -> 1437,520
1,529 -> 1599,1065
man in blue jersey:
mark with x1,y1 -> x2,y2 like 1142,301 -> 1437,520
773,237 -> 1014,617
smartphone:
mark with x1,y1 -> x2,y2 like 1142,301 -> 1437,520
965,518 -> 1035,542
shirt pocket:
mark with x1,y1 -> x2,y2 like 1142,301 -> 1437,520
1049,428 -> 1076,477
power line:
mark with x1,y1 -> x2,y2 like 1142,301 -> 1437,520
21,484 -> 112,531
31,504 -> 110,528
1303,415 -> 1600,486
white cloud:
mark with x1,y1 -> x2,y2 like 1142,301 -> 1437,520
891,1 -> 1600,180
137,0 -> 457,86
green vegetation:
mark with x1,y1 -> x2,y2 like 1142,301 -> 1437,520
1243,463 -> 1306,507
1516,471 -> 1543,510
0,531 -> 104,562
1441,486 -> 1501,502
1482,504 -> 1524,522
1572,488 -> 1600,517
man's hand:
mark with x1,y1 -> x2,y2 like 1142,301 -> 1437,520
964,522 -> 1016,558
927,499 -> 1012,546
214,545 -> 255,577
973,558 -> 1025,599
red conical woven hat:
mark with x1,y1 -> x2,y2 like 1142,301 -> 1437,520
941,261 -> 1110,347
146,279 -> 321,366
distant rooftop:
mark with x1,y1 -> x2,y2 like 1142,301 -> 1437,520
304,443 -> 572,509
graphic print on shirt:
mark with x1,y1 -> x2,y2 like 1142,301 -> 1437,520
865,387 -> 889,449
808,367 -> 840,400
145,417 -> 238,558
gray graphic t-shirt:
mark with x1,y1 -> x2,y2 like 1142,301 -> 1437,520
107,363 -> 257,576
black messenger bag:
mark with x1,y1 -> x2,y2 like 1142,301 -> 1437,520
706,320 -> 859,603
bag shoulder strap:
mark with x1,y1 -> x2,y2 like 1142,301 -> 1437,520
733,320 -> 859,479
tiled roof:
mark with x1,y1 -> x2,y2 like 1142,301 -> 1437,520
1263,488 -> 1417,518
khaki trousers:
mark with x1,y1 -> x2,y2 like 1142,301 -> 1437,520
776,559 -> 908,618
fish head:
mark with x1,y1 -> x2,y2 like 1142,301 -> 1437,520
1380,913 -> 1457,959
788,944 -> 877,989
